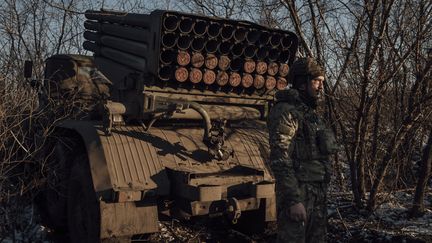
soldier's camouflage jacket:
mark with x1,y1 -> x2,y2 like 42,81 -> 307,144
267,89 -> 337,206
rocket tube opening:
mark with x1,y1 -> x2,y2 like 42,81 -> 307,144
246,30 -> 260,43
234,27 -> 247,42
268,48 -> 280,61
281,35 -> 293,48
163,15 -> 179,32
208,22 -> 221,38
162,33 -> 177,48
179,17 -> 194,34
158,66 -> 174,80
270,34 -> 282,47
160,49 -> 176,64
205,39 -> 219,53
232,43 -> 244,57
279,50 -> 290,63
193,20 -> 207,36
230,58 -> 243,72
191,37 -> 205,51
256,47 -> 269,60
219,41 -> 232,55
177,35 -> 192,50
258,32 -> 270,45
244,45 -> 257,58
221,25 -> 235,40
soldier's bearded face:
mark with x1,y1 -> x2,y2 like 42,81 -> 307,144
307,76 -> 325,100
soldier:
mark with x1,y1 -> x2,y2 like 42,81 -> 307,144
267,57 -> 338,243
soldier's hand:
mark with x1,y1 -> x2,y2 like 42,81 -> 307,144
289,203 -> 307,222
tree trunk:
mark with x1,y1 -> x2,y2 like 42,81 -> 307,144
409,129 -> 432,217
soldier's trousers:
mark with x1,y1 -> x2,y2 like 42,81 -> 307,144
276,182 -> 327,243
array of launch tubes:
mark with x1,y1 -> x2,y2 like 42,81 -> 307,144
84,10 -> 296,95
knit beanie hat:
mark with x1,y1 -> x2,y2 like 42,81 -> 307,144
288,57 -> 325,88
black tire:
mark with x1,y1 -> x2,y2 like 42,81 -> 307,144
67,154 -> 101,243
35,137 -> 77,233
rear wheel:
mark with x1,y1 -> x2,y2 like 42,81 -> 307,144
34,135 -> 78,232
68,154 -> 101,243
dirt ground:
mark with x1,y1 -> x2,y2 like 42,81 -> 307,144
1,189 -> 431,242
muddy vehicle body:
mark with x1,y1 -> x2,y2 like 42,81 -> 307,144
32,9 -> 298,242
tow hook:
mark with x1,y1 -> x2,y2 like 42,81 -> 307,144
227,197 -> 241,224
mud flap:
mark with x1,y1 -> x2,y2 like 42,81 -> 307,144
100,201 -> 159,239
